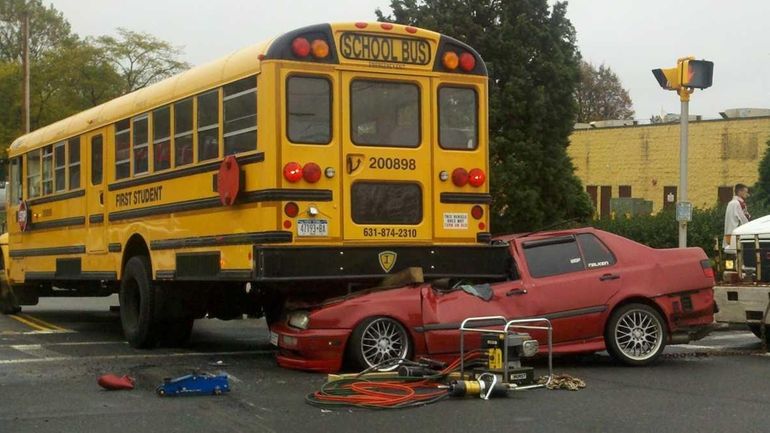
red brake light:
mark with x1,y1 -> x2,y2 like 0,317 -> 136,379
451,168 -> 469,187
283,162 -> 303,183
302,162 -> 321,183
291,37 -> 310,57
468,168 -> 486,187
459,52 -> 476,72
284,202 -> 299,218
471,205 -> 484,220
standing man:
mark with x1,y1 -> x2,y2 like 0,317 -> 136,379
723,183 -> 751,253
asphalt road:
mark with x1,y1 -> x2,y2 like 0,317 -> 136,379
1,297 -> 769,433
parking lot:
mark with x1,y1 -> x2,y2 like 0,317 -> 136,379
1,297 -> 770,433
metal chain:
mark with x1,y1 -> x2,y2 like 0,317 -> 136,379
662,349 -> 764,359
537,374 -> 586,391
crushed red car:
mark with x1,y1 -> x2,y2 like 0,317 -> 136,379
269,228 -> 716,373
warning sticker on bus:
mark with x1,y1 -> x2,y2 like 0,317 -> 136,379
443,213 -> 468,230
339,33 -> 430,65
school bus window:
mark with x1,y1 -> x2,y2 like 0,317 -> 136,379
69,136 -> 81,189
91,135 -> 103,185
438,86 -> 477,150
54,141 -> 66,192
174,98 -> 193,167
287,76 -> 331,144
27,150 -> 41,198
223,76 -> 257,155
115,119 -> 130,180
132,115 -> 149,175
351,80 -> 420,148
197,89 -> 219,162
9,157 -> 21,203
42,145 -> 53,195
152,106 -> 171,171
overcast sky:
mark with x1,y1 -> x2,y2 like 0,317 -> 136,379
46,0 -> 770,121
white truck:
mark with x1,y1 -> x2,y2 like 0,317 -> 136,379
714,215 -> 770,344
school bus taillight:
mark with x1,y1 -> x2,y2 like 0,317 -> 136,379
459,52 -> 476,72
442,51 -> 459,71
291,37 -> 311,57
452,167 -> 469,187
468,168 -> 486,187
284,202 -> 299,218
471,205 -> 484,220
302,162 -> 321,183
311,40 -> 329,59
283,162 -> 303,182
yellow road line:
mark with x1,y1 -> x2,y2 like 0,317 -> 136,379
7,314 -> 50,332
6,314 -> 72,333
16,314 -> 70,332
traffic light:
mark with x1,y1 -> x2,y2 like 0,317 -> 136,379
652,67 -> 680,90
680,59 -> 713,89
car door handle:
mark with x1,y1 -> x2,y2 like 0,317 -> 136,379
506,288 -> 528,296
599,273 -> 620,281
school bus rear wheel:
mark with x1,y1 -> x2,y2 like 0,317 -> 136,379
119,256 -> 160,348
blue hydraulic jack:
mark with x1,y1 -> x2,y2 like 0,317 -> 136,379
156,372 -> 230,396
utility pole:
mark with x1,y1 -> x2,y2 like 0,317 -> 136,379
21,6 -> 30,133
652,58 -> 714,248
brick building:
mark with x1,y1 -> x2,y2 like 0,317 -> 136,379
567,114 -> 770,218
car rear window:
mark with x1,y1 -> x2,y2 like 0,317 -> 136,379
523,236 -> 584,278
577,233 -> 616,269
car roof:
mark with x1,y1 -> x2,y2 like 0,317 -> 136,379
494,226 -> 601,243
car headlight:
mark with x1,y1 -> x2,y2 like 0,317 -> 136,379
287,311 -> 310,330
521,339 -> 539,357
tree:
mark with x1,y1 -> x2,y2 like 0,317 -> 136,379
96,28 -> 190,94
0,0 -> 72,62
575,60 -> 634,122
377,0 -> 593,233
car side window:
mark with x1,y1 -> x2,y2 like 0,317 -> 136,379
577,233 -> 616,269
523,236 -> 584,278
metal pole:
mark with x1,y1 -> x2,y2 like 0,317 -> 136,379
678,97 -> 689,248
22,8 -> 30,133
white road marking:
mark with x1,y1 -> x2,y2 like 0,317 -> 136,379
0,341 -> 127,349
0,349 -> 273,365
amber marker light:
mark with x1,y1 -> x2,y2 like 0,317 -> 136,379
311,39 -> 329,58
442,51 -> 459,70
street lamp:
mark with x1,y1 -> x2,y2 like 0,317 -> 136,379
652,58 -> 714,248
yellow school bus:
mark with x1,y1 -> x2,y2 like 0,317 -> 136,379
0,22 -> 509,347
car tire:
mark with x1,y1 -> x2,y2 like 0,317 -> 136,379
348,316 -> 412,371
119,256 -> 159,348
605,303 -> 667,366
748,324 -> 770,344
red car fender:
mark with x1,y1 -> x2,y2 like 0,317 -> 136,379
305,284 -> 430,355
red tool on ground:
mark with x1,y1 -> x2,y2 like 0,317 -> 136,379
97,374 -> 135,390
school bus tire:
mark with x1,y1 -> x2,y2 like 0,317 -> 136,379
119,256 -> 159,348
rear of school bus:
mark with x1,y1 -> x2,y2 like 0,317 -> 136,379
258,22 -> 509,283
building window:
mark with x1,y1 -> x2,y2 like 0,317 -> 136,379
663,186 -> 677,209
619,185 -> 631,198
718,186 -> 733,204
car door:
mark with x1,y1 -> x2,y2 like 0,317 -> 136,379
496,233 -> 621,344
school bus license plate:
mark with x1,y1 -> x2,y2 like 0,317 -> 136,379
297,219 -> 328,237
